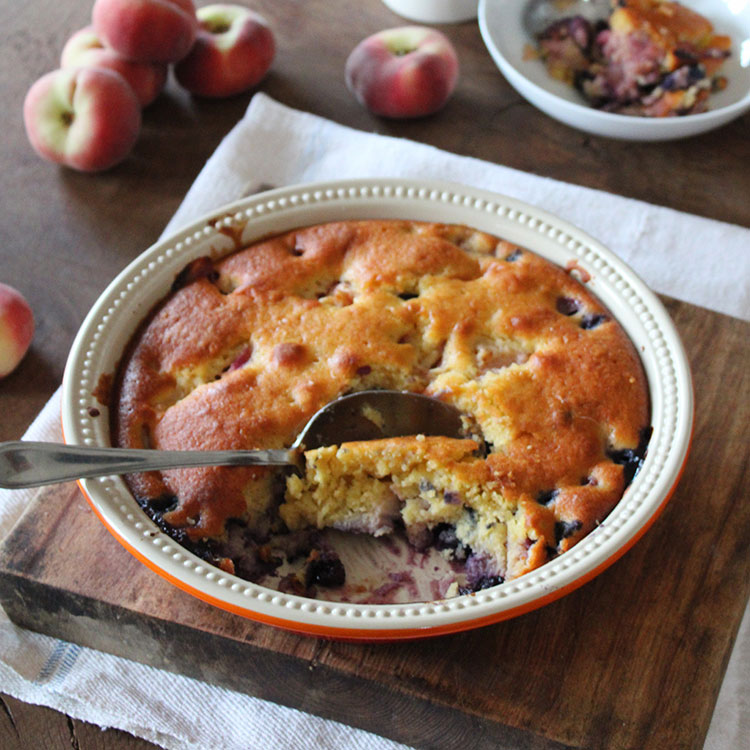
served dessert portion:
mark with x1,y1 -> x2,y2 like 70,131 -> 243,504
113,219 -> 650,599
534,0 -> 731,116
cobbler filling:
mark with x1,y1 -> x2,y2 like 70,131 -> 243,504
535,3 -> 730,116
135,427 -> 650,600
134,498 -> 513,599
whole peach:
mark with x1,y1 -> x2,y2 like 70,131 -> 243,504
61,25 -> 167,107
174,4 -> 275,98
0,283 -> 34,378
345,26 -> 459,118
23,67 -> 142,172
92,0 -> 198,63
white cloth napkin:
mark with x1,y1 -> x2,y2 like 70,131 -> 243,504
165,95 -> 749,321
0,93 -> 747,750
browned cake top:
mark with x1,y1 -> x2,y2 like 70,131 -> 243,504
114,220 -> 649,566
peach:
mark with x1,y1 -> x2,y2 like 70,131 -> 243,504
92,0 -> 198,64
0,283 -> 34,378
23,67 -> 142,172
345,25 -> 459,118
174,4 -> 275,98
61,25 -> 167,107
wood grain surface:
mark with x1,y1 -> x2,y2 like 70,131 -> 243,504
1,0 -> 748,747
1,297 -> 748,749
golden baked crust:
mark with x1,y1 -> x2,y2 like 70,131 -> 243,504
113,220 -> 650,591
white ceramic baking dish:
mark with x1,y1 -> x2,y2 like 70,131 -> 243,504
61,178 -> 693,640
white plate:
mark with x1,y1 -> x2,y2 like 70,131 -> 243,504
478,0 -> 750,140
61,179 -> 693,640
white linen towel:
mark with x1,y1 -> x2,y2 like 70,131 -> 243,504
0,93 -> 747,750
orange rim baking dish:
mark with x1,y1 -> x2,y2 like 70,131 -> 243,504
61,179 -> 694,641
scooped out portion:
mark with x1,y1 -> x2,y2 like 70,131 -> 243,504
284,436 -> 512,592
283,416 -> 648,594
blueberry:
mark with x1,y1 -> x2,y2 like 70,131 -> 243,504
443,490 -> 462,505
504,249 -> 522,262
434,523 -> 469,561
536,489 -> 559,505
607,426 -> 653,487
142,494 -> 178,513
555,520 -> 583,544
474,575 -> 504,591
461,553 -> 505,593
434,523 -> 459,549
458,575 -> 504,595
305,552 -> 345,588
580,313 -> 608,329
673,48 -> 699,65
556,296 -> 580,316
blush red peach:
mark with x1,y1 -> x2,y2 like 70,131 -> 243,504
0,283 -> 34,378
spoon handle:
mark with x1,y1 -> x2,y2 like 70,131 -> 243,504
0,441 -> 299,489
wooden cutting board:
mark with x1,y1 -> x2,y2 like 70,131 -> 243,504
1,296 -> 747,750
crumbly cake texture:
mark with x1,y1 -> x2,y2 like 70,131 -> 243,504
535,0 -> 731,116
114,219 -> 650,595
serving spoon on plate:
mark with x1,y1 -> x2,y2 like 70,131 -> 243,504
0,390 -> 465,490
523,0 -> 610,36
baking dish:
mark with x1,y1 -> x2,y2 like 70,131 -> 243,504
61,178 -> 693,640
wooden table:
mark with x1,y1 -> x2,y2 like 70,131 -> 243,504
0,1 -> 747,748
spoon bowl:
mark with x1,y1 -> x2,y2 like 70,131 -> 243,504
0,390 -> 465,489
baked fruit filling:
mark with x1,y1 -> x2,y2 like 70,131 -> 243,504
113,219 -> 651,600
534,0 -> 731,116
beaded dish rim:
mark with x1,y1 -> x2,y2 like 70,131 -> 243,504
61,178 -> 693,638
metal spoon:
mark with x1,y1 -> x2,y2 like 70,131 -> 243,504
0,390 -> 465,490
523,0 -> 610,37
